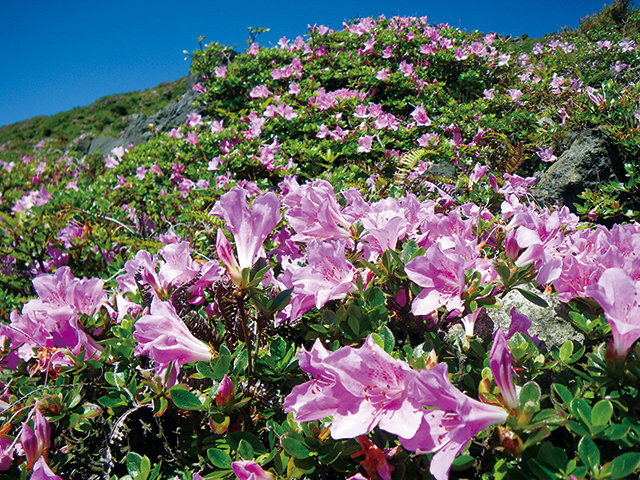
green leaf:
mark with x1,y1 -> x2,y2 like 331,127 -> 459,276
578,436 -> 600,471
599,452 -> 640,480
451,455 -> 475,471
600,424 -> 630,441
559,340 -> 573,364
126,452 -> 150,480
97,392 -> 130,408
282,437 -> 311,459
553,384 -> 573,407
519,382 -> 541,411
238,439 -> 255,460
212,351 -> 231,379
377,325 -> 395,353
402,239 -> 422,263
515,288 -> 548,307
196,362 -> 216,379
319,443 -> 343,465
591,399 -> 613,427
168,387 -> 203,410
571,398 -> 592,428
207,448 -> 233,469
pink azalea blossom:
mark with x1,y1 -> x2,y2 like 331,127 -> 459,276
210,187 -> 281,285
357,135 -> 374,153
405,241 -> 468,316
536,147 -> 557,163
283,179 -> 352,242
250,85 -> 272,99
185,131 -> 199,146
21,408 -> 50,469
278,239 -> 356,320
31,457 -> 63,480
133,297 -> 214,369
410,105 -> 431,126
399,363 -> 508,480
215,65 -> 227,78
0,436 -> 13,471
284,336 -> 425,440
186,113 -> 203,128
585,268 -> 640,358
232,460 -> 274,480
507,89 -> 523,103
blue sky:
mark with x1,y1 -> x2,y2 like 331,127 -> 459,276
0,0 -> 613,128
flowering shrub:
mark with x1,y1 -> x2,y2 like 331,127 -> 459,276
1,4 -> 640,480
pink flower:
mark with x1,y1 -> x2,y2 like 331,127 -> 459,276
284,336 -> 425,440
210,187 -> 281,285
400,363 -> 508,480
507,89 -> 523,103
375,68 -> 389,81
31,457 -> 63,480
186,112 -> 203,128
585,86 -> 604,107
185,131 -> 199,146
232,460 -> 274,480
468,163 -> 488,188
405,241 -> 468,316
489,328 -> 519,409
0,436 -> 12,471
250,85 -> 271,99
585,268 -> 640,358
133,297 -> 214,369
410,105 -> 431,126
283,179 -> 352,242
278,239 -> 356,320
247,42 -> 259,56
215,65 -> 227,78
398,60 -> 414,77
536,147 -> 557,163
357,135 -> 374,153
210,119 -> 224,133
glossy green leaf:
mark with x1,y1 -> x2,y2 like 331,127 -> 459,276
207,448 -> 233,469
578,436 -> 600,471
591,399 -> 613,426
168,387 -> 203,410
238,439 -> 255,460
599,452 -> 640,480
553,383 -> 573,407
282,437 -> 311,459
519,381 -> 541,411
515,288 -> 548,307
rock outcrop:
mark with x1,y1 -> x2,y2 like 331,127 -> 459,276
87,75 -> 203,156
532,128 -> 626,211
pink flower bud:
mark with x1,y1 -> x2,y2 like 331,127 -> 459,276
20,409 -> 50,469
489,329 -> 520,410
215,375 -> 236,409
504,230 -> 520,261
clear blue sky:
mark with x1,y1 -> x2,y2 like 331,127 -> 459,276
0,0 -> 613,128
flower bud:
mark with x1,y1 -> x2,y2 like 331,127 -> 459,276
215,375 -> 235,409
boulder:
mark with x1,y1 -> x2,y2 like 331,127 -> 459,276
532,128 -> 625,212
447,286 -> 584,352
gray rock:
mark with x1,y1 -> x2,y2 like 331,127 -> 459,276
532,128 -> 625,212
88,74 -> 204,155
488,287 -> 584,351
447,286 -> 584,352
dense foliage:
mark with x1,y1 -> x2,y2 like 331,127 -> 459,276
1,3 -> 640,480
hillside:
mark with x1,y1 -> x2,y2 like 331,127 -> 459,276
1,2 -> 640,479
